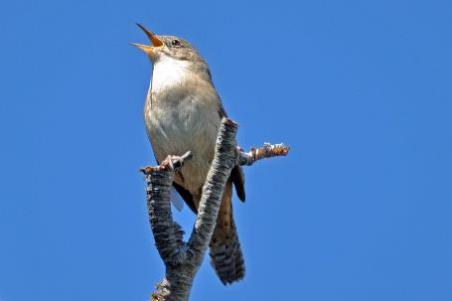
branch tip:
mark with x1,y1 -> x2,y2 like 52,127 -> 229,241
238,142 -> 290,166
222,117 -> 238,128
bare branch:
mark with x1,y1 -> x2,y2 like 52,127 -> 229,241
188,118 -> 238,260
143,167 -> 181,266
238,143 -> 290,166
140,151 -> 193,267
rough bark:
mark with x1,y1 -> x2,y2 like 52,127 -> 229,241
140,118 -> 290,301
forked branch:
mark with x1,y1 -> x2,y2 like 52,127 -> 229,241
140,118 -> 289,301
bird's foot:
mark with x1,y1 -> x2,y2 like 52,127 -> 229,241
139,151 -> 193,174
138,156 -> 178,174
161,155 -> 179,171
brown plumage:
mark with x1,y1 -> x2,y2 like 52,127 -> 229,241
134,25 -> 246,284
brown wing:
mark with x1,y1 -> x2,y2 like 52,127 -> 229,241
218,104 -> 246,202
231,166 -> 246,202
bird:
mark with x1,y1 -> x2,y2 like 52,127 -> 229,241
133,24 -> 246,285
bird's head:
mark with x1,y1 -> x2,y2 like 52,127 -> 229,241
132,23 -> 205,65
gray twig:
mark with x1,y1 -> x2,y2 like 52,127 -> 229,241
238,143 -> 290,166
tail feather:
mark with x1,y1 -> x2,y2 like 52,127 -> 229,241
209,225 -> 245,284
209,180 -> 245,284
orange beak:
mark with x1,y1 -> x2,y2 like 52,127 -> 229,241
132,23 -> 164,58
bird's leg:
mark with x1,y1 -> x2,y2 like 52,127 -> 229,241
161,155 -> 177,171
140,151 -> 193,174
162,151 -> 193,171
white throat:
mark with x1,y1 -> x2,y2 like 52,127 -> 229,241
151,55 -> 191,94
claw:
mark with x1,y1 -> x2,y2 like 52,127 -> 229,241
140,151 -> 193,174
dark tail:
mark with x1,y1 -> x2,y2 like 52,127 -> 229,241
209,180 -> 245,284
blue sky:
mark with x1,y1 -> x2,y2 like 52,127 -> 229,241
1,0 -> 451,300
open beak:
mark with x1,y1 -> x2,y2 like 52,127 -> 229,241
132,23 -> 164,58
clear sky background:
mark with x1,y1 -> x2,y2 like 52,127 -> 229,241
1,0 -> 451,300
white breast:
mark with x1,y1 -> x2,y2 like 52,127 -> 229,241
151,56 -> 191,94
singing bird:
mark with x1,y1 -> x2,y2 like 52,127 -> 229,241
133,24 -> 246,284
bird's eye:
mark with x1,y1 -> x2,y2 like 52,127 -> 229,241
171,39 -> 181,47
